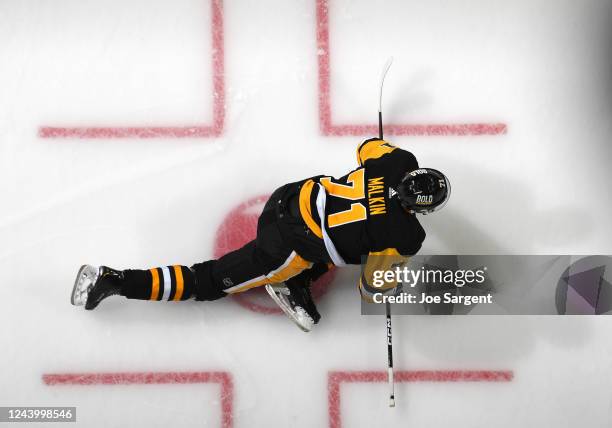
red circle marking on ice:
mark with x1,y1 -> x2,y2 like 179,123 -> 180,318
214,195 -> 335,314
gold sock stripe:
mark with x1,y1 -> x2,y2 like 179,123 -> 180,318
150,268 -> 160,300
173,265 -> 184,301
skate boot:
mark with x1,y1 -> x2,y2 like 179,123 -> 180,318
71,265 -> 124,310
265,279 -> 321,332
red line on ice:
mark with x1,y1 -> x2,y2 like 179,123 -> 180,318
43,371 -> 233,428
328,370 -> 513,428
39,0 -> 225,139
316,0 -> 507,137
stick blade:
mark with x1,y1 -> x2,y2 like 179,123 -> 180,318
378,57 -> 394,113
380,57 -> 394,80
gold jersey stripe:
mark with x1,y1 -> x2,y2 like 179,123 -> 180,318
266,253 -> 313,284
225,276 -> 269,294
226,252 -> 313,294
150,268 -> 160,300
369,248 -> 402,256
172,265 -> 184,301
298,180 -> 323,239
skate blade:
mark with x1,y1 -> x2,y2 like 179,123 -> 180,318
265,284 -> 314,333
71,265 -> 99,306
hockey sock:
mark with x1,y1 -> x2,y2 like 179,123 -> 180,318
191,260 -> 228,301
121,266 -> 195,301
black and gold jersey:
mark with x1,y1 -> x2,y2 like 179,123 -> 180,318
298,138 -> 426,266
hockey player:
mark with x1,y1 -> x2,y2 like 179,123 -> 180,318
71,138 -> 450,331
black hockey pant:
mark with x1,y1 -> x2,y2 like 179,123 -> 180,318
121,182 -> 330,302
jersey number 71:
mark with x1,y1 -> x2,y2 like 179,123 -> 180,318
320,169 -> 368,228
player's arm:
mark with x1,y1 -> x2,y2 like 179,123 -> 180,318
356,138 -> 419,169
359,248 -> 409,302
356,138 -> 396,166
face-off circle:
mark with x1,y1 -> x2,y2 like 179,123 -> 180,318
213,195 -> 335,314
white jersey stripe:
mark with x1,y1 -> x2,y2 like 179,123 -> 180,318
161,266 -> 172,301
315,184 -> 346,266
223,275 -> 267,293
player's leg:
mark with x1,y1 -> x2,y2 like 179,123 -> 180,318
194,182 -> 331,307
71,240 -> 268,310
193,241 -> 314,297
71,239 -> 315,310
72,183 -> 318,310
192,182 -> 317,297
178,185 -> 320,300
71,263 -> 199,310
72,188 -> 286,309
265,262 -> 330,330
284,262 -> 329,319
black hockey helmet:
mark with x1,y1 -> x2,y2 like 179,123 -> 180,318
396,168 -> 450,214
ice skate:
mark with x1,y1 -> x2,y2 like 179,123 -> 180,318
265,281 -> 321,332
71,265 -> 124,310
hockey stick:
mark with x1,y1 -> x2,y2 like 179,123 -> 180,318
378,57 -> 395,408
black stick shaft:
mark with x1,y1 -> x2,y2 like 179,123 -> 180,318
386,302 -> 393,365
380,98 -> 395,406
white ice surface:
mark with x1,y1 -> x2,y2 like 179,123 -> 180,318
1,0 -> 611,426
